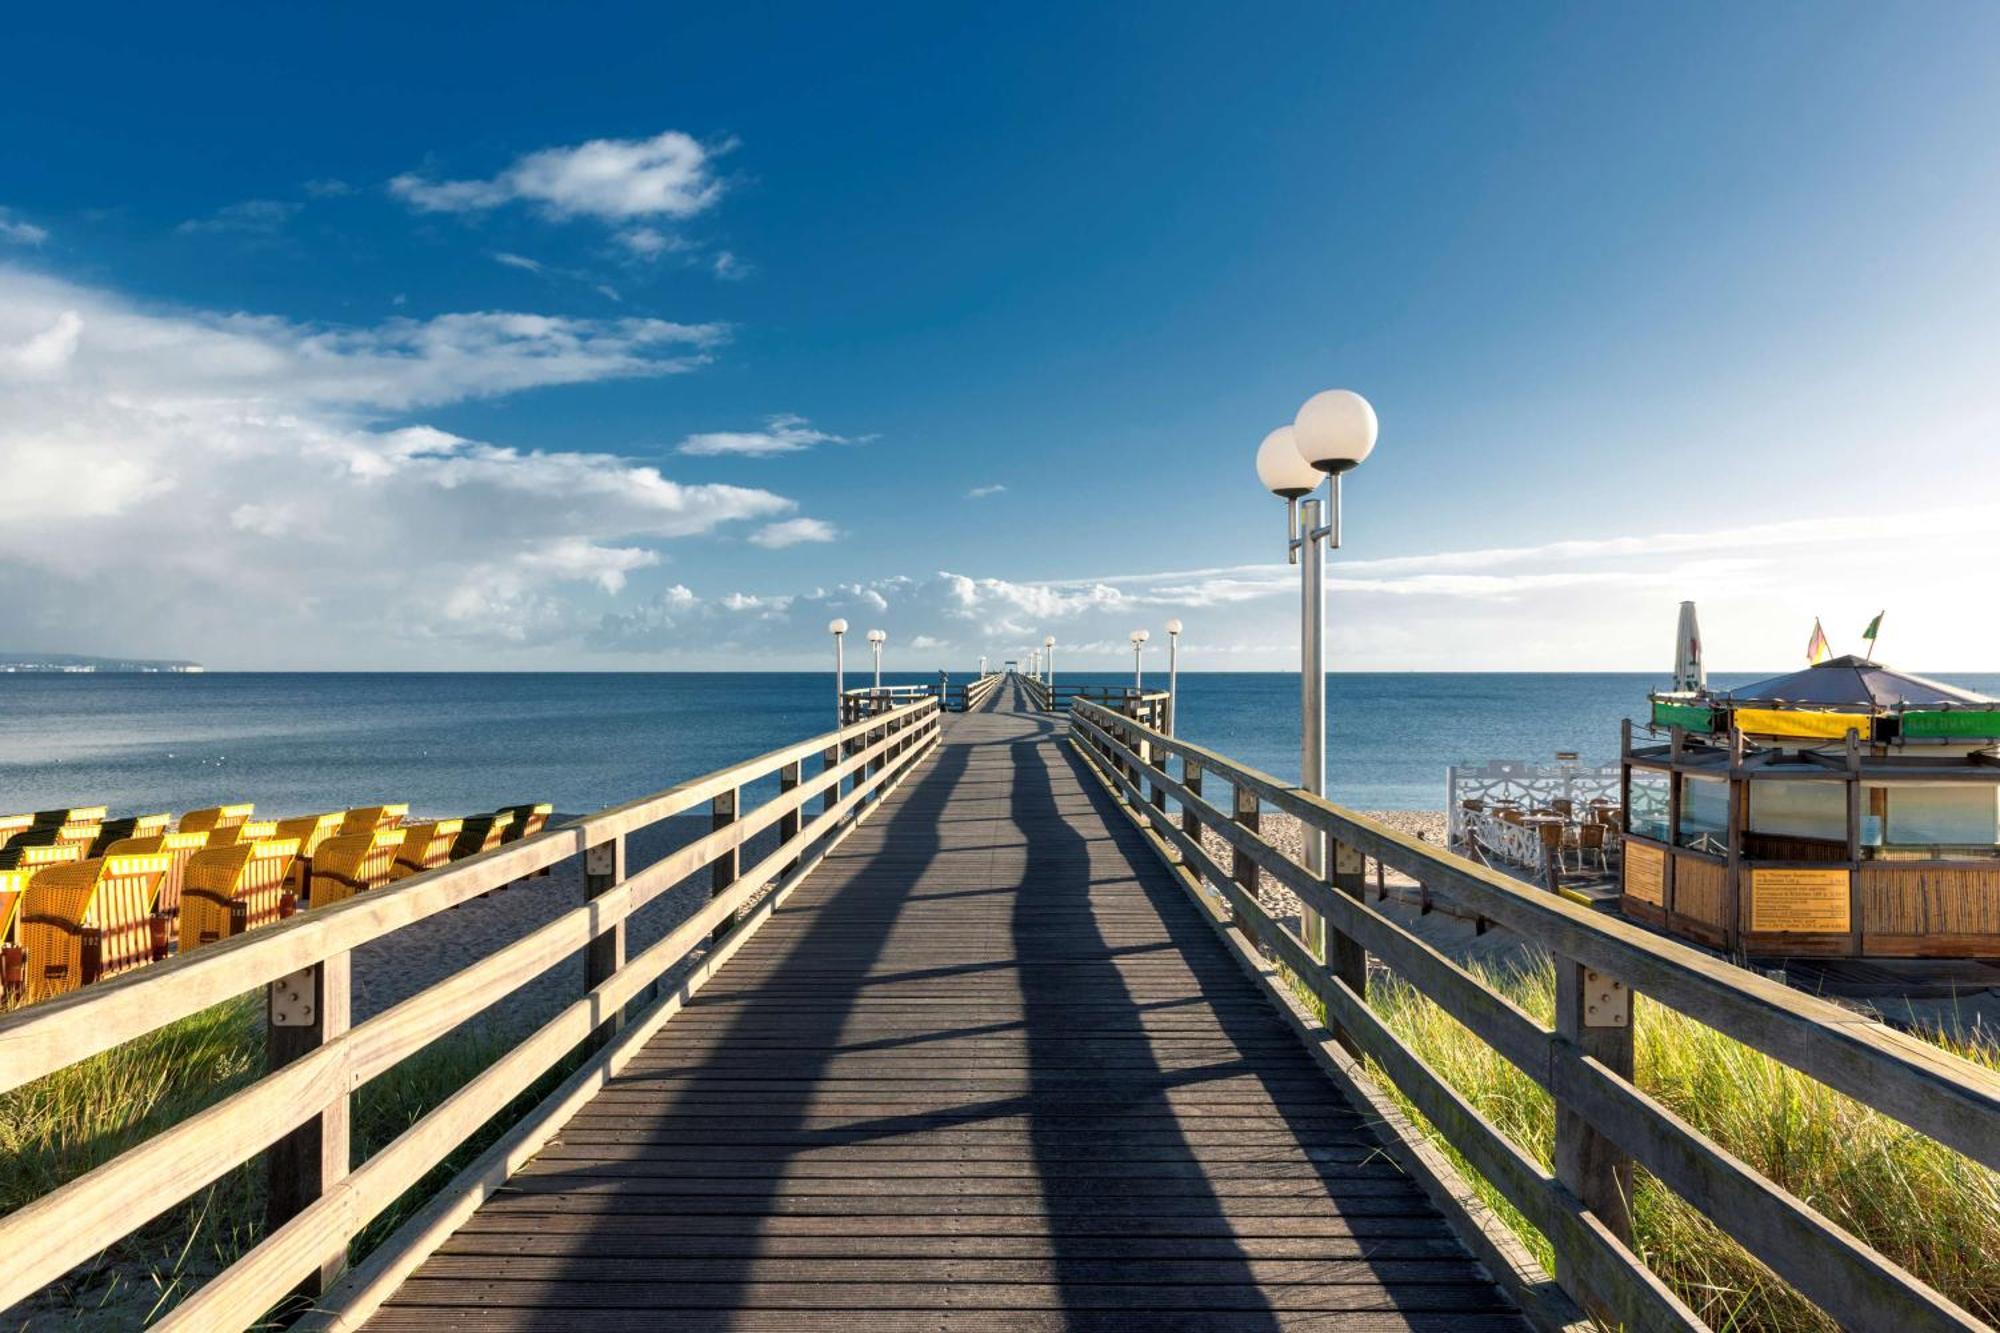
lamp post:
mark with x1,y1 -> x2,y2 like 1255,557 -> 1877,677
867,629 -> 886,693
1255,389 -> 1378,961
1129,629 -> 1149,694
1164,618 -> 1182,736
1043,635 -> 1056,696
828,618 -> 848,725
979,654 -> 987,677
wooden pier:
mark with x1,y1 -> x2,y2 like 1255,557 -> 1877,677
1,674 -> 1996,1330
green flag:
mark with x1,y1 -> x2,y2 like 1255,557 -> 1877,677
1862,610 -> 1883,643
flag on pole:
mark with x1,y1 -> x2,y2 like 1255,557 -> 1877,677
1862,610 -> 1884,655
1806,618 -> 1831,665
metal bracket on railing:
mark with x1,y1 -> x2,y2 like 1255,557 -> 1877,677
269,967 -> 317,1028
1582,969 -> 1630,1028
585,842 -> 618,877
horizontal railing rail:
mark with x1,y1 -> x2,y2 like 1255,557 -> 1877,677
0,696 -> 943,1328
1068,698 -> 1997,1332
946,671 -> 1003,713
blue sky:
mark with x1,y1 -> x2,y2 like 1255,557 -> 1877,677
3,3 -> 1997,671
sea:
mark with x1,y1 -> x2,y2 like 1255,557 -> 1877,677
4,670 -> 1996,819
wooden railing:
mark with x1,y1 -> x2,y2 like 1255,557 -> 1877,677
1016,673 -> 1052,710
0,697 -> 942,1330
1068,698 -> 1998,1332
944,671 -> 1003,713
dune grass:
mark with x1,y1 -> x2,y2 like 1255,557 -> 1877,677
0,997 -> 553,1328
1363,961 -> 2000,1330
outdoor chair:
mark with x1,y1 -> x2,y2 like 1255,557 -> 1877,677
275,813 -> 347,913
90,814 -> 171,855
205,818 -> 278,848
391,819 -> 462,880
1538,821 -> 1567,877
451,811 -> 515,861
17,852 -> 171,1001
0,841 -> 85,872
103,830 -> 210,959
179,803 -> 254,835
0,814 -> 33,850
308,827 -> 407,908
0,869 -> 25,1002
499,803 -> 554,878
32,806 -> 109,827
1578,822 -> 1608,873
1498,809 -> 1525,826
339,804 -> 409,836
179,838 -> 300,951
4,821 -> 103,855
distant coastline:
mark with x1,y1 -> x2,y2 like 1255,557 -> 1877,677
0,652 -> 203,673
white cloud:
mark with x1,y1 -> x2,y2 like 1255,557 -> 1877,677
392,131 -> 722,222
966,483 -> 1006,498
750,517 -> 839,549
0,208 -> 48,246
0,266 -> 791,660
492,252 -> 545,274
177,199 -> 300,235
711,251 -> 748,280
303,178 -> 354,198
677,414 -> 853,458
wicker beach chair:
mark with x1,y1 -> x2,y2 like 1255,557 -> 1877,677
179,803 -> 254,835
498,803 -> 554,878
0,869 -> 25,1003
0,841 -> 85,873
309,828 -> 408,908
274,813 -> 346,912
391,819 -> 461,880
89,814 -> 172,856
205,818 -> 279,849
18,852 -> 171,1001
33,806 -> 109,828
178,838 -> 300,951
339,804 -> 409,836
451,811 -> 515,861
0,814 -> 33,850
103,830 -> 210,959
5,821 -> 103,855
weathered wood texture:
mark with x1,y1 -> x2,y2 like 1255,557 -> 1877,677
365,678 -> 1524,1331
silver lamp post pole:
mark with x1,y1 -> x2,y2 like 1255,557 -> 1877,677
1043,635 -> 1056,698
868,630 -> 885,692
828,619 -> 848,726
1255,391 -> 1378,964
1129,629 -> 1149,694
1165,619 -> 1182,737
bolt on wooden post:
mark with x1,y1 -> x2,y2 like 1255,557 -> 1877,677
583,833 -> 626,1050
264,952 -> 351,1298
1554,956 -> 1636,1313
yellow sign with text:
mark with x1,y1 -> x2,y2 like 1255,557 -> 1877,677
1625,841 -> 1665,906
1750,867 -> 1851,934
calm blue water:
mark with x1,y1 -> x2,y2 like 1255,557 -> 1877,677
3,671 -> 1996,817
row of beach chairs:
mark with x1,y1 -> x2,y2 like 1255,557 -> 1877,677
0,800 -> 551,1006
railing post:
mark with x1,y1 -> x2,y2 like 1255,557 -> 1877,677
584,832 -> 626,1049
1553,955 -> 1636,1315
1182,759 -> 1203,842
779,758 -> 803,874
710,788 -> 739,942
264,950 -> 352,1298
1230,784 -> 1260,932
1328,837 -> 1367,1058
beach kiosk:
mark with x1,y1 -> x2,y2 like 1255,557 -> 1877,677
1622,656 -> 2000,959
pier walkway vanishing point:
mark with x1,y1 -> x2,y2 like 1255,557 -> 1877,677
3,673 -> 1996,1331
366,676 -> 1523,1330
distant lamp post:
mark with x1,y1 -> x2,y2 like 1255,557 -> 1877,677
979,654 -> 987,677
1255,389 -> 1379,959
1129,629 -> 1150,693
828,618 -> 849,724
867,629 -> 886,691
1043,635 -> 1056,696
1164,618 -> 1183,736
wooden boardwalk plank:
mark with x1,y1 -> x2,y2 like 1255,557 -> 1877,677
368,679 -> 1523,1330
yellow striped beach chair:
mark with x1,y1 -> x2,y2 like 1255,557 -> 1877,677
90,813 -> 172,856
204,818 -> 278,849
0,868 -> 25,1003
0,841 -> 85,873
451,811 -> 515,861
339,804 -> 409,835
308,828 -> 407,908
179,803 -> 254,835
18,853 -> 171,1001
104,830 -> 210,958
275,813 -> 346,912
391,819 -> 461,880
179,838 -> 299,951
